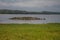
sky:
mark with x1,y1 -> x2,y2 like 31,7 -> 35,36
0,0 -> 60,12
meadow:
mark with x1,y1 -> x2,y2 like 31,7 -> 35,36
0,23 -> 60,40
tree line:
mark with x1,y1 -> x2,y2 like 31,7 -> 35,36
0,9 -> 60,14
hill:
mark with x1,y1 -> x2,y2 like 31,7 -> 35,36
0,9 -> 60,14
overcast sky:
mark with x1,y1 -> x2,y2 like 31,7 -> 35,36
0,0 -> 60,12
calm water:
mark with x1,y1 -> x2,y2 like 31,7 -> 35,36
0,14 -> 60,24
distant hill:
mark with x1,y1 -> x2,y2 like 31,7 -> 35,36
0,9 -> 60,14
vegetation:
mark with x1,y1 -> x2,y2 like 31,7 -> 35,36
9,17 -> 46,20
0,9 -> 60,14
0,23 -> 60,40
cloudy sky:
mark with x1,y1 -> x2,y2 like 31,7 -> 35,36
0,0 -> 60,12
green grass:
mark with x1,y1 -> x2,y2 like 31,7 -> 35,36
0,23 -> 60,40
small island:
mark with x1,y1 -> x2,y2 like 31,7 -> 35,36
9,17 -> 46,20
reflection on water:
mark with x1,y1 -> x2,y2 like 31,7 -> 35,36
0,14 -> 60,24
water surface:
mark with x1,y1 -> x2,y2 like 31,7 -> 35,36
0,14 -> 60,24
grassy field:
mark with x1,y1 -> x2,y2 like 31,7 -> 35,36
0,23 -> 60,40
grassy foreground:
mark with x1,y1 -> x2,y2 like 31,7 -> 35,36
0,23 -> 60,40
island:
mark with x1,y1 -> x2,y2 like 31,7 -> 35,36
9,17 -> 46,20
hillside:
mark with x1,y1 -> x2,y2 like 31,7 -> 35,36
0,9 -> 60,14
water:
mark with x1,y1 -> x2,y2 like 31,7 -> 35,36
0,14 -> 60,24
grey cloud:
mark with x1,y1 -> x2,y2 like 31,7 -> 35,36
0,0 -> 32,3
0,0 -> 60,12
0,0 -> 16,3
52,5 -> 60,8
0,0 -> 60,3
0,5 -> 60,12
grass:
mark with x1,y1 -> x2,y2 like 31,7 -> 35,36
0,23 -> 60,40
